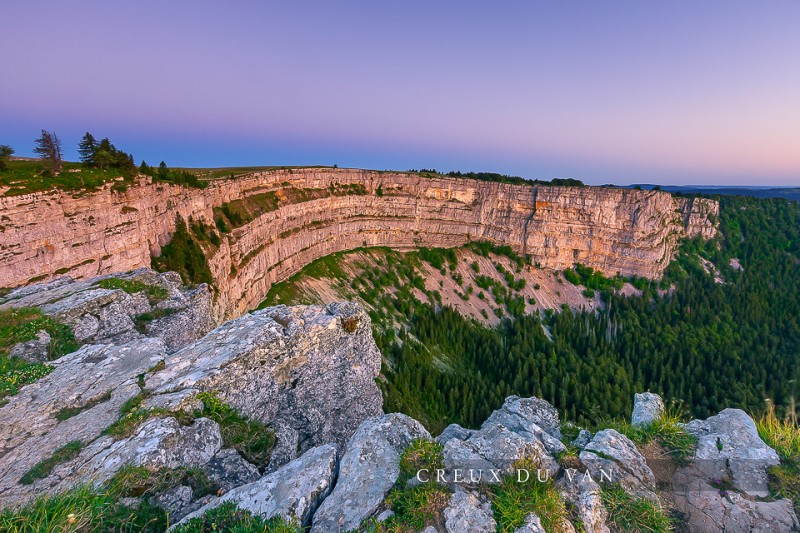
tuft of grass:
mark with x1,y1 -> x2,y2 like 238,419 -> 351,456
0,482 -> 167,533
756,400 -> 800,513
555,446 -> 583,471
96,278 -> 169,302
595,403 -> 697,465
0,306 -> 80,404
19,440 -> 84,485
377,483 -> 449,532
196,392 -> 275,470
601,484 -> 672,533
399,439 -> 445,481
366,440 -> 449,533
134,308 -> 179,334
102,393 -> 175,439
492,458 -> 570,533
55,390 -> 112,421
108,465 -> 219,501
170,501 -> 301,533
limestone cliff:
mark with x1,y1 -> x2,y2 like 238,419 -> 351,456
0,169 -> 718,321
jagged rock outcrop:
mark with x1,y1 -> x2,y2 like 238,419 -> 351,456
311,413 -> 430,533
0,297 -> 381,511
0,338 -> 167,506
0,269 -> 214,352
439,396 -> 563,487
0,168 -> 719,320
61,416 -> 223,488
557,474 -> 610,533
146,301 -> 382,470
684,408 -> 780,497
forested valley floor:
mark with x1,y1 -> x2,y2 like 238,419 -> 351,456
263,195 -> 800,434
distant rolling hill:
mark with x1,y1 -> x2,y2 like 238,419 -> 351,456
631,184 -> 800,201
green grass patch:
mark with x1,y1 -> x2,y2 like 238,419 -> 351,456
492,458 -> 569,533
601,484 -> 672,533
151,217 -> 214,287
55,390 -> 112,421
102,393 -> 175,439
95,278 -> 169,302
19,440 -> 84,485
594,405 -> 697,465
171,501 -> 300,532
366,439 -> 449,532
0,159 -> 133,196
196,392 -> 275,470
108,464 -> 218,501
0,307 -> 80,403
756,403 -> 800,513
0,482 -> 167,532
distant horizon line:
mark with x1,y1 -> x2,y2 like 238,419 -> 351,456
8,156 -> 798,189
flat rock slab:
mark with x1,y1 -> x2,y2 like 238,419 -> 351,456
177,444 -> 338,529
0,338 -> 166,507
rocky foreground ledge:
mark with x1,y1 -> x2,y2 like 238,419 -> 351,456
0,272 -> 797,532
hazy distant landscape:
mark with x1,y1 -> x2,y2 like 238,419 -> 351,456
635,184 -> 800,201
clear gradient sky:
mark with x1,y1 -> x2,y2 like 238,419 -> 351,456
2,1 -> 799,185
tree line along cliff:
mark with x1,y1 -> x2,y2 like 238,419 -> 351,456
0,168 -> 718,321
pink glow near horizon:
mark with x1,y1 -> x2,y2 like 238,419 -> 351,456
1,1 -> 799,185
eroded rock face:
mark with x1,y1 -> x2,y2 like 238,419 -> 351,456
631,392 -> 664,428
311,414 -> 430,533
146,302 -> 382,470
672,486 -> 798,533
0,298 -> 382,513
0,169 -> 719,321
579,429 -> 657,501
482,395 -> 565,455
177,444 -> 338,529
441,397 -> 562,486
443,423 -> 559,481
0,269 -> 215,352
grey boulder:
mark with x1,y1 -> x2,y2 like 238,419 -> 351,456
580,429 -> 657,501
311,414 -> 429,533
631,392 -> 664,428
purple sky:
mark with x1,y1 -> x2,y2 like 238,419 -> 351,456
2,1 -> 799,185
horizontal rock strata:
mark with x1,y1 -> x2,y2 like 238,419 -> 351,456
0,168 -> 718,321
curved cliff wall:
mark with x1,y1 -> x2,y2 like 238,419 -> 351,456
0,168 -> 718,320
